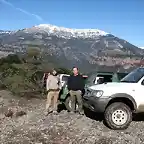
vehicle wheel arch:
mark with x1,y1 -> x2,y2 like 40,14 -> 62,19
106,93 -> 137,112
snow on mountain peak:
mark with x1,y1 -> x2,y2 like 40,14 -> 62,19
0,30 -> 11,34
34,24 -> 109,38
0,24 -> 109,39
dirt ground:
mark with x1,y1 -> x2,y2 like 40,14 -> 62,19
0,90 -> 144,144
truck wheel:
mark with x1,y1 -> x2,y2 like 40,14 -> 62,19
104,102 -> 132,130
65,96 -> 78,112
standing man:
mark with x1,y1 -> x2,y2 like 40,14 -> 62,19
67,67 -> 85,115
45,69 -> 60,115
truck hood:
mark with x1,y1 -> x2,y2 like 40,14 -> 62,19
89,82 -> 138,91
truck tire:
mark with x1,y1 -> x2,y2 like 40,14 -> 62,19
104,102 -> 132,130
64,96 -> 78,112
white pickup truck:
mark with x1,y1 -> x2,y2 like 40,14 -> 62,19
83,68 -> 144,130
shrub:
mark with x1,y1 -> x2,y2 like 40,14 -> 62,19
0,54 -> 22,65
0,54 -> 44,98
0,54 -> 72,98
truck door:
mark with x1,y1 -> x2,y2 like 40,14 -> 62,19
136,77 -> 144,112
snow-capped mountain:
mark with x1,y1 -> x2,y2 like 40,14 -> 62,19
0,30 -> 11,34
0,24 -> 143,72
22,24 -> 109,39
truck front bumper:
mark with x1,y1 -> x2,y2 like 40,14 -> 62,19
83,95 -> 111,113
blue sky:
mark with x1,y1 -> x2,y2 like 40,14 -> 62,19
0,0 -> 143,47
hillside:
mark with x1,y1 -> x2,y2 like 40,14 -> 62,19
0,24 -> 144,72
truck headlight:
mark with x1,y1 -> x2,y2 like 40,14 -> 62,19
92,90 -> 103,97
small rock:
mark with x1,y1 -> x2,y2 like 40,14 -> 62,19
4,108 -> 13,117
15,110 -> 27,117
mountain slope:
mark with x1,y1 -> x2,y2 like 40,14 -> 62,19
0,24 -> 143,72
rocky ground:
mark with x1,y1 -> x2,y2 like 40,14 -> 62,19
0,90 -> 144,144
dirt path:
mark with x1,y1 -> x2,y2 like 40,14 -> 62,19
0,90 -> 144,144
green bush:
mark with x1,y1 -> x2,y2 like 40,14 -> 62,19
0,54 -> 22,65
0,54 -> 44,98
0,54 -> 72,98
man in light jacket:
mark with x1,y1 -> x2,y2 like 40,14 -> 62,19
45,69 -> 60,115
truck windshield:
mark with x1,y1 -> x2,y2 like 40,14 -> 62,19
121,68 -> 144,83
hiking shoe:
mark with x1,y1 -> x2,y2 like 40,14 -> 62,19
69,111 -> 75,114
79,111 -> 84,115
53,111 -> 58,115
44,110 -> 52,116
44,111 -> 49,116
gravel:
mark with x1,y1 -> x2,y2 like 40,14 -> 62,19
0,90 -> 144,144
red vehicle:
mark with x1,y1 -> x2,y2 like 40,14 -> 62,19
42,72 -> 50,88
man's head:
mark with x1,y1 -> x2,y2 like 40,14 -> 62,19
52,69 -> 57,76
72,67 -> 79,76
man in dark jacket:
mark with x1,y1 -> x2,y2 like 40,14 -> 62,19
67,67 -> 85,115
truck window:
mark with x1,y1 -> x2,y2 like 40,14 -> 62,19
97,74 -> 112,83
97,77 -> 104,84
62,75 -> 69,82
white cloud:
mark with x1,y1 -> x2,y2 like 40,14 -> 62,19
0,0 -> 43,21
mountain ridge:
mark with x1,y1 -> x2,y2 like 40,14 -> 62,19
0,24 -> 143,72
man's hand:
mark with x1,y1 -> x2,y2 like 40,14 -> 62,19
78,90 -> 82,94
